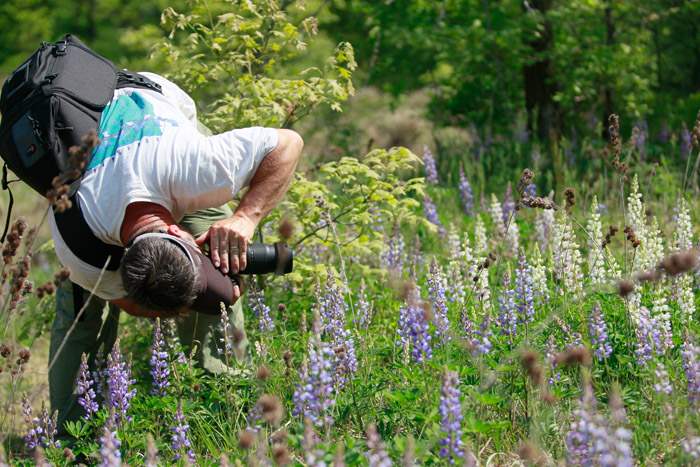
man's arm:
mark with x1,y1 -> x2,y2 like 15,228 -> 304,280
196,129 -> 303,274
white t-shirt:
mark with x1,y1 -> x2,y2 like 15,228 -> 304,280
48,73 -> 279,300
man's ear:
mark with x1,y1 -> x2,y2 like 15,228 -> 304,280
167,224 -> 185,238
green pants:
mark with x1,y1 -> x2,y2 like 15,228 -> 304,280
49,205 -> 248,433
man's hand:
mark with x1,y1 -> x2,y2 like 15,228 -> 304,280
195,213 -> 256,274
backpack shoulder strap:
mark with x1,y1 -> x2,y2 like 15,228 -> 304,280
53,196 -> 124,271
116,71 -> 162,94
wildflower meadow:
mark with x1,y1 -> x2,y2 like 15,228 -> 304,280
3,0 -> 700,466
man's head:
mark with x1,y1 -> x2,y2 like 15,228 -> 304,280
120,225 -> 198,313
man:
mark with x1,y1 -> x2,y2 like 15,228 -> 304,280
48,71 -> 303,429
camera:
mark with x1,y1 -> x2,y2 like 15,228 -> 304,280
238,242 -> 293,275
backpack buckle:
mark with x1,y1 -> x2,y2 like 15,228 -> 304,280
54,41 -> 67,56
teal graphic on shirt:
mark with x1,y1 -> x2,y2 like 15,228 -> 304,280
88,92 -> 163,170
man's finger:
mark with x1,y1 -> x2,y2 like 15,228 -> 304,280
210,228 -> 220,267
195,230 -> 209,246
219,230 -> 229,274
232,284 -> 241,302
239,237 -> 248,272
230,236 -> 240,274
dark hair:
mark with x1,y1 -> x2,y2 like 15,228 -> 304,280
120,237 -> 198,312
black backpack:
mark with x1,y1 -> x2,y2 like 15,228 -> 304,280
0,34 -> 162,269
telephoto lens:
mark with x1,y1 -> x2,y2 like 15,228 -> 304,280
238,242 -> 293,275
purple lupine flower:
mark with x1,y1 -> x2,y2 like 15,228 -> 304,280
545,335 -> 560,385
218,303 -> 234,360
423,194 -> 446,237
681,123 -> 693,159
471,315 -> 492,356
634,306 -> 663,366
654,362 -> 673,395
632,120 -> 648,159
76,353 -> 99,419
565,383 -> 596,466
502,183 -> 515,225
150,319 -> 170,396
293,334 -> 336,427
460,308 -> 474,341
106,340 -> 136,426
318,277 -> 357,387
525,183 -> 536,198
99,424 -> 121,467
427,260 -> 451,343
383,225 -> 406,273
302,418 -> 326,466
458,165 -> 474,215
171,403 -> 195,463
683,436 -> 700,460
682,340 -> 700,405
249,283 -> 275,332
514,252 -> 535,324
397,286 -> 433,363
439,370 -> 464,463
497,272 -> 518,338
423,145 -> 439,184
589,303 -> 612,361
22,397 -> 59,450
365,423 -> 392,467
356,279 -> 373,329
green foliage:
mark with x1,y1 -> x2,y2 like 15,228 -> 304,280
154,0 -> 356,132
274,146 -> 426,285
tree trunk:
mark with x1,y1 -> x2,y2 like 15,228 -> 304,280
522,0 -> 560,142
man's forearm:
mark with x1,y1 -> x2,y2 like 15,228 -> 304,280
234,129 -> 303,226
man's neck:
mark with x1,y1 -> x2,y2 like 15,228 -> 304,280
120,202 -> 176,245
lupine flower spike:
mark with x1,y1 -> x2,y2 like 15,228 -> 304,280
427,260 -> 451,343
365,423 -> 392,467
293,314 -> 336,427
397,285 -> 433,363
99,421 -> 121,467
172,403 -> 196,463
423,145 -> 438,184
76,352 -> 99,419
439,370 -> 464,464
106,340 -> 136,426
458,165 -> 474,215
150,318 -> 170,396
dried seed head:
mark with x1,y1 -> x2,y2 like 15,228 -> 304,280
272,445 -> 291,465
257,365 -> 271,381
518,440 -> 546,466
257,394 -> 283,425
554,346 -> 592,367
0,344 -> 10,358
564,188 -> 576,212
517,169 -> 535,196
238,429 -> 256,450
63,448 -> 76,461
232,328 -> 245,344
53,267 -> 70,286
520,350 -> 544,387
18,348 -> 30,363
521,196 -> 556,210
617,279 -> 635,298
278,218 -> 295,240
635,270 -> 661,283
659,250 -> 699,276
277,303 -> 287,312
